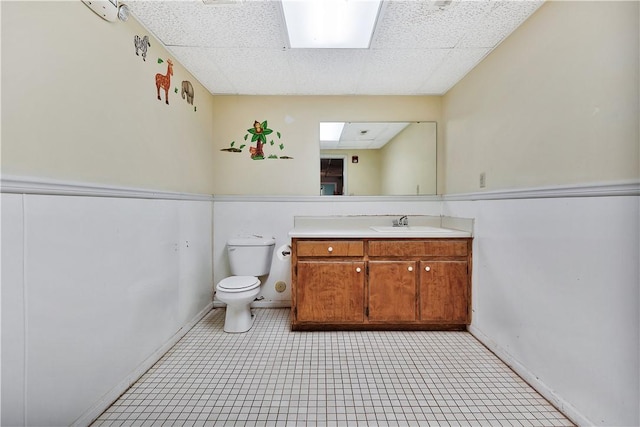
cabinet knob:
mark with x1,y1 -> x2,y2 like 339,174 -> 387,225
425,266 -> 431,272
327,246 -> 333,253
408,266 -> 413,272
356,267 -> 361,273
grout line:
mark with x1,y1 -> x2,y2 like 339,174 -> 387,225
90,308 -> 577,427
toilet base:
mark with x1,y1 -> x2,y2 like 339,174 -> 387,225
223,304 -> 256,333
215,276 -> 261,333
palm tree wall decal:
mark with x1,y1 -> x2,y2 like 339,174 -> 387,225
220,119 -> 291,159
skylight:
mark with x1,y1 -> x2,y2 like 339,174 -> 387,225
320,122 -> 345,141
281,0 -> 382,49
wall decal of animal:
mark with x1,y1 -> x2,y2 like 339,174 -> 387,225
181,81 -> 194,105
133,35 -> 151,61
155,59 -> 173,105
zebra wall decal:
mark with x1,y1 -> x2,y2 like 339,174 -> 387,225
133,35 -> 151,61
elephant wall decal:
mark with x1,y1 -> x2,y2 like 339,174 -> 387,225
181,81 -> 194,105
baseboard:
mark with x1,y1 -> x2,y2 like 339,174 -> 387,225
467,325 -> 592,427
251,300 -> 291,308
213,300 -> 291,309
71,302 -> 215,427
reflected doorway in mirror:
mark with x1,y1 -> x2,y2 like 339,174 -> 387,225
320,156 -> 346,195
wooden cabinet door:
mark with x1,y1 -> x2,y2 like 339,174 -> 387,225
368,261 -> 417,322
296,261 -> 365,323
419,261 -> 468,323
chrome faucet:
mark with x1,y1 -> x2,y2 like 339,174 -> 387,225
393,215 -> 409,227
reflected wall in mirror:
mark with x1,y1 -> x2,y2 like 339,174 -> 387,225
320,121 -> 436,196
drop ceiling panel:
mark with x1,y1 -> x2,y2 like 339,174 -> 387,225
128,0 -> 543,96
288,49 -> 369,95
197,47 -> 295,94
358,49 -> 450,95
128,1 -> 184,43
371,0 -> 494,49
132,0 -> 286,48
167,46 -> 240,94
420,48 -> 491,94
458,1 -> 544,48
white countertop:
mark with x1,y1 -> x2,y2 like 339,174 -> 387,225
288,215 -> 473,239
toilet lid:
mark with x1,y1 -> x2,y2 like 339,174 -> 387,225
227,236 -> 275,246
217,276 -> 260,293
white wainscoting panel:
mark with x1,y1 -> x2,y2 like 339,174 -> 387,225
178,201 -> 215,323
1,194 -> 27,427
4,177 -> 638,427
443,195 -> 639,427
1,191 -> 213,426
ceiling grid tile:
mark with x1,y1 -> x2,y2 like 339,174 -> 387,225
129,0 -> 543,95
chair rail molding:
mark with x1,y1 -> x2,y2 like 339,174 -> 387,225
1,175 -> 214,201
442,180 -> 640,201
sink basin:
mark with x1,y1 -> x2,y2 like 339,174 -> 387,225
369,225 -> 456,233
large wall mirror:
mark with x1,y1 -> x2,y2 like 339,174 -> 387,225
320,121 -> 437,196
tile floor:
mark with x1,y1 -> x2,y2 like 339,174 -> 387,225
92,308 -> 574,427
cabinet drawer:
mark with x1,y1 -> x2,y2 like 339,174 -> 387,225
368,240 -> 468,257
296,240 -> 364,257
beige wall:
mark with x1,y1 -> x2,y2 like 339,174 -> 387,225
442,1 -> 639,194
381,122 -> 437,195
5,2 -> 634,197
211,96 -> 441,195
1,1 -> 216,194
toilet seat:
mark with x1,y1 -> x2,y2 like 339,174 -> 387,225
217,276 -> 260,293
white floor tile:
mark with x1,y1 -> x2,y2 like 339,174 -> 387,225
92,309 -> 574,427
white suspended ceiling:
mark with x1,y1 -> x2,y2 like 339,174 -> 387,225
128,0 -> 543,96
320,122 -> 411,150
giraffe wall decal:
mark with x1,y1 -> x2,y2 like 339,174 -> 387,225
155,59 -> 173,105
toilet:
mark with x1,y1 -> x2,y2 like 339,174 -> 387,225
215,235 -> 275,333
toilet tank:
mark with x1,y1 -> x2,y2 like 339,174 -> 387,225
227,236 -> 276,276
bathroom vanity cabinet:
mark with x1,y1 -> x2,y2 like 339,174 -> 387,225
295,240 -> 365,323
290,238 -> 472,331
